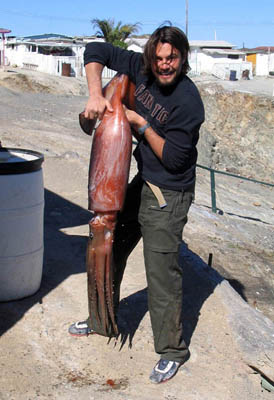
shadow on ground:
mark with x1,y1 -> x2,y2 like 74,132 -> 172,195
0,189 -> 246,353
115,241 -> 247,350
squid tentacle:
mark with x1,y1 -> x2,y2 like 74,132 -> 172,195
87,240 -> 100,328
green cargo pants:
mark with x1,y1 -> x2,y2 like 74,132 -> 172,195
89,174 -> 193,363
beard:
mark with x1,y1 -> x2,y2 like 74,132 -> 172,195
154,64 -> 183,88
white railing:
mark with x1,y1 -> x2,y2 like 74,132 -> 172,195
188,61 -> 201,76
102,66 -> 116,79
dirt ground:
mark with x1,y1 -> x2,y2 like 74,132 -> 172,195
0,68 -> 274,399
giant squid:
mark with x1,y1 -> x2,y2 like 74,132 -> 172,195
80,74 -> 136,337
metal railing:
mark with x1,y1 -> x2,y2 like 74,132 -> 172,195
197,164 -> 274,213
132,139 -> 273,214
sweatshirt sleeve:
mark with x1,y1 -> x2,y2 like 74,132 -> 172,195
84,42 -> 142,82
162,93 -> 205,172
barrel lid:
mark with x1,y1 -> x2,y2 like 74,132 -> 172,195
0,148 -> 44,175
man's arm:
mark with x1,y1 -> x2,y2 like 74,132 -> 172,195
84,62 -> 113,120
126,92 -> 204,168
83,42 -> 141,121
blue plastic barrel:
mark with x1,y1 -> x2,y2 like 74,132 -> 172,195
230,70 -> 237,81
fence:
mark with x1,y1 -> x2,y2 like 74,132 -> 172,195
197,164 -> 274,213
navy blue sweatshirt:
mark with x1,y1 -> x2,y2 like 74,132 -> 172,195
84,42 -> 205,191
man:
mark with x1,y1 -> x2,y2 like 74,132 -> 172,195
69,25 -> 205,384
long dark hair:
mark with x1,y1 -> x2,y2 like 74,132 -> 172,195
143,25 -> 190,76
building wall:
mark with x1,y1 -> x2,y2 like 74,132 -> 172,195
270,54 -> 274,73
246,53 -> 257,75
189,49 -> 201,75
255,53 -> 274,76
127,44 -> 143,53
189,50 -> 253,79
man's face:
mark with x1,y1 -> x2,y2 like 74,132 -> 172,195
152,42 -> 183,87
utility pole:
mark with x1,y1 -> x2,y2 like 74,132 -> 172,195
186,0 -> 189,37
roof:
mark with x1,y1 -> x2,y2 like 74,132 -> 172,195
6,41 -> 81,49
0,28 -> 11,34
189,40 -> 236,49
254,46 -> 274,51
242,46 -> 274,54
125,38 -> 148,48
23,33 -> 72,40
203,48 -> 246,56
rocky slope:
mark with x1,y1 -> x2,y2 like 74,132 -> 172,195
197,82 -> 274,183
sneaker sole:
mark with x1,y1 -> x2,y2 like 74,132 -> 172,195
69,332 -> 90,337
69,330 -> 97,337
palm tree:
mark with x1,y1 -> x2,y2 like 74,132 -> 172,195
91,18 -> 141,49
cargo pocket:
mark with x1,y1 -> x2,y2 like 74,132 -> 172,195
138,184 -> 185,252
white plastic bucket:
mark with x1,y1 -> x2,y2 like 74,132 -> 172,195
0,148 -> 44,301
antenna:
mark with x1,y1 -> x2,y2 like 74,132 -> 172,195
186,0 -> 189,37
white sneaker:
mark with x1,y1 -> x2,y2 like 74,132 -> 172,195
149,359 -> 180,384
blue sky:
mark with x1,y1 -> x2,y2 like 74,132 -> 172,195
1,0 -> 273,48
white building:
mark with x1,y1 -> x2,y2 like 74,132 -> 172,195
5,34 -> 86,77
189,40 -> 252,79
125,37 -> 148,53
4,34 -> 272,79
245,47 -> 274,76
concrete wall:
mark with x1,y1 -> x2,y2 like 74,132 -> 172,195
212,62 -> 253,80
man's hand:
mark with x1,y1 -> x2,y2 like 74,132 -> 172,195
84,95 -> 113,120
124,106 -> 165,160
84,62 -> 113,120
124,107 -> 146,131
